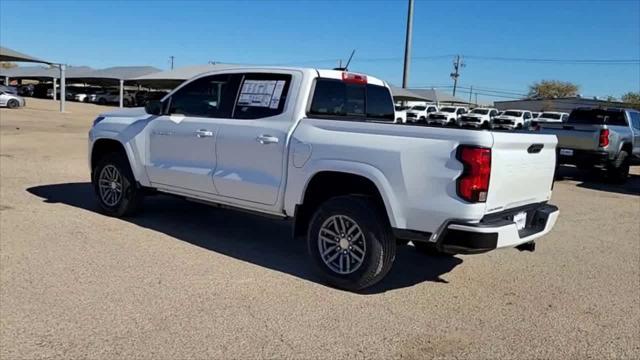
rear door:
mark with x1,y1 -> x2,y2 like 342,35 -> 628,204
212,71 -> 298,205
485,132 -> 558,212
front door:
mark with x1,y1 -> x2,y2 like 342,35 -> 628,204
213,72 -> 297,205
144,73 -> 240,195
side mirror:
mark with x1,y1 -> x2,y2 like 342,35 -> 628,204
145,100 -> 163,115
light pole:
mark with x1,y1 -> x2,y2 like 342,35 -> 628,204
402,0 -> 414,89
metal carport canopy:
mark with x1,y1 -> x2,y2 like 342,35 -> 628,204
132,64 -> 243,89
389,86 -> 433,102
0,46 -> 51,64
67,66 -> 161,107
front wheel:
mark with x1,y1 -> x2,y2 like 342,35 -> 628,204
92,152 -> 143,217
307,195 -> 396,291
6,99 -> 19,109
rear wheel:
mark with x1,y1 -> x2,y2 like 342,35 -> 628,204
607,150 -> 630,183
307,196 -> 396,291
6,99 -> 19,109
92,152 -> 143,217
98,98 -> 106,105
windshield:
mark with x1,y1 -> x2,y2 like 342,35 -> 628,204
411,106 -> 426,111
540,113 -> 561,120
504,111 -> 522,117
440,107 -> 456,113
567,109 -> 627,126
471,109 -> 489,115
395,106 -> 409,111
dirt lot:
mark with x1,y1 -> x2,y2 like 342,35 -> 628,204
1,98 -> 639,359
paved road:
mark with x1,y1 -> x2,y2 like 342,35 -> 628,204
1,99 -> 638,359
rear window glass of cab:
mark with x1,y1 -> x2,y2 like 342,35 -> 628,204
309,78 -> 394,121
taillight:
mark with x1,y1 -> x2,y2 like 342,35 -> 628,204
457,146 -> 491,203
342,72 -> 367,84
599,129 -> 610,147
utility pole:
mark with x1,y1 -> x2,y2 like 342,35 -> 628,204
402,0 -> 414,88
468,85 -> 473,106
475,93 -> 478,106
169,56 -> 175,70
450,55 -> 464,97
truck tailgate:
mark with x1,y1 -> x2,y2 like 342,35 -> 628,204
540,124 -> 600,151
485,132 -> 557,213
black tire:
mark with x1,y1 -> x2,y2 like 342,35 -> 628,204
482,121 -> 490,129
414,241 -> 449,256
607,150 -> 630,184
6,99 -> 19,109
307,195 -> 396,291
124,99 -> 131,107
98,98 -> 106,105
92,152 -> 143,217
516,123 -> 523,129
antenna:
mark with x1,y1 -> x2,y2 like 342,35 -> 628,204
333,49 -> 356,71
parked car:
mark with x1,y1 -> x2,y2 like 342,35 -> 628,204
406,104 -> 438,123
428,106 -> 467,126
536,112 -> 569,124
89,90 -> 135,106
394,106 -> 408,123
0,90 -> 26,108
492,109 -> 533,130
135,90 -> 170,107
541,107 -> 640,182
0,85 -> 18,95
89,67 -> 560,291
17,84 -> 34,97
458,108 -> 499,129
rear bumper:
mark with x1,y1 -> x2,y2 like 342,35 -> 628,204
557,148 -> 610,166
434,203 -> 559,254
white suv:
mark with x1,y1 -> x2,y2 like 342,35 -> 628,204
428,106 -> 467,126
458,108 -> 499,129
406,104 -> 438,123
492,109 -> 533,130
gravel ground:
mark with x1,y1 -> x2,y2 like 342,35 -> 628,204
1,98 -> 639,359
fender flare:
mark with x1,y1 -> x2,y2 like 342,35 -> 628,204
287,159 -> 405,228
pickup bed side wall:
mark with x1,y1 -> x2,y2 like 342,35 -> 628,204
286,119 -> 492,234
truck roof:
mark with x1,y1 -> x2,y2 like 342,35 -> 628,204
191,66 -> 387,87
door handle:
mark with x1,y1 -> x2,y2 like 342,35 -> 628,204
195,129 -> 214,138
256,134 -> 279,144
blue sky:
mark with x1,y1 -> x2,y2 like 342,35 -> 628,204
1,0 -> 639,102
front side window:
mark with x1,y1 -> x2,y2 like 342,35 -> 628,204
169,74 -> 238,118
234,73 -> 292,119
428,107 -> 437,113
308,79 -> 394,121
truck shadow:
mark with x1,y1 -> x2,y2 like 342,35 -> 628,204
27,183 -> 463,294
556,166 -> 640,196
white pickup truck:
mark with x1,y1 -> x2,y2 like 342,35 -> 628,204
89,67 -> 560,291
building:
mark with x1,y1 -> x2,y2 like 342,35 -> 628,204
494,96 -> 631,113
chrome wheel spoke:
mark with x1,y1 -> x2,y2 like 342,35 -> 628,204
98,165 -> 123,207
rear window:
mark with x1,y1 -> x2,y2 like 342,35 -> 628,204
411,105 -> 426,111
540,113 -> 562,120
309,79 -> 394,121
568,109 -> 627,126
504,111 -> 522,117
440,107 -> 455,112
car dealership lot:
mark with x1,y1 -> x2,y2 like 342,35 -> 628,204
1,99 -> 638,359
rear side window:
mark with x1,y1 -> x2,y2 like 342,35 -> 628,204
568,109 -> 627,126
309,79 -> 394,121
234,73 -> 292,119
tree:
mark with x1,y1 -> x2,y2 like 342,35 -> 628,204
0,62 -> 17,69
621,92 -> 640,109
528,80 -> 579,99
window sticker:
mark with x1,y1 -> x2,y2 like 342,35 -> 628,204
237,79 -> 285,108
